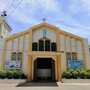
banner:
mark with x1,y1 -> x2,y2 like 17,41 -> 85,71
5,60 -> 21,69
68,60 -> 83,69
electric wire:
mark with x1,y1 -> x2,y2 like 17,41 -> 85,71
0,0 -> 90,33
0,0 -> 14,15
5,0 -> 16,15
7,0 -> 23,17
0,0 -> 23,17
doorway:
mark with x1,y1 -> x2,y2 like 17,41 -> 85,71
34,58 -> 55,81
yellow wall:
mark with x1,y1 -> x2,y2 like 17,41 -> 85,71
1,22 -> 90,80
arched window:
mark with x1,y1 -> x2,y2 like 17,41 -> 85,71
32,42 -> 38,51
39,38 -> 51,51
32,38 -> 57,51
51,42 -> 57,51
39,39 -> 44,51
45,40 -> 50,51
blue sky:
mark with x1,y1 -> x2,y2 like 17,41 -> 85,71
0,0 -> 90,43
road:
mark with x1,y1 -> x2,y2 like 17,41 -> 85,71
0,81 -> 90,90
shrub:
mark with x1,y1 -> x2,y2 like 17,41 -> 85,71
72,70 -> 79,79
0,69 -> 27,79
12,69 -> 26,79
0,70 -> 6,79
86,70 -> 90,79
10,69 -> 27,79
11,69 -> 21,79
6,70 -> 13,79
62,71 -> 72,79
79,70 -> 87,79
62,68 -> 90,79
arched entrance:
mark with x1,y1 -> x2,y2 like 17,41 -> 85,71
34,58 -> 55,81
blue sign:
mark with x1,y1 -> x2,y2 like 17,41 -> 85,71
68,60 -> 83,69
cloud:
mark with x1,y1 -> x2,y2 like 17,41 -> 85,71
81,0 -> 90,14
6,0 -> 62,24
1,0 -> 90,43
10,10 -> 36,24
68,0 -> 90,15
0,0 -> 7,11
22,0 -> 61,12
68,0 -> 81,15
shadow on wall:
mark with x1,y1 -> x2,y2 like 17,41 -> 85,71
17,80 -> 58,87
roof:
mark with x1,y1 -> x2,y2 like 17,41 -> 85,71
6,22 -> 85,41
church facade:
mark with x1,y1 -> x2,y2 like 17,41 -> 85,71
1,22 -> 90,81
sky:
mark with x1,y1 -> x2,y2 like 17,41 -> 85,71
0,0 -> 90,43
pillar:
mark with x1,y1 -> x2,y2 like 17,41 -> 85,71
55,58 -> 58,81
57,54 -> 61,81
27,55 -> 32,81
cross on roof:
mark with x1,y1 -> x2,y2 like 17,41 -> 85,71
42,18 -> 46,22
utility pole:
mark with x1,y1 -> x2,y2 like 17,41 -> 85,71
1,11 -> 7,17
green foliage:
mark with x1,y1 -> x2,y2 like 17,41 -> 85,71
62,68 -> 90,79
62,71 -> 72,79
86,70 -> 90,79
0,70 -> 7,79
0,69 -> 27,79
6,70 -> 13,79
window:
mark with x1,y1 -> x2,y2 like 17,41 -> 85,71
72,52 -> 77,60
51,42 -> 57,51
32,38 -> 57,51
17,52 -> 22,67
11,52 -> 23,68
66,52 -> 71,60
45,40 -> 50,51
66,52 -> 77,60
39,40 -> 44,51
32,42 -> 38,51
11,52 -> 17,61
11,52 -> 23,61
17,52 -> 22,61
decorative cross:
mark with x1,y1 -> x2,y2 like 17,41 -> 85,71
42,18 -> 46,22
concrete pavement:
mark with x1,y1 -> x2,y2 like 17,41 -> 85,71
0,80 -> 90,90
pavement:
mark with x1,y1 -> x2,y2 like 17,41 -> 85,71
0,80 -> 90,90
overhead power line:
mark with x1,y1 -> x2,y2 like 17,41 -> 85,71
5,0 -> 15,13
7,0 -> 23,17
1,0 -> 90,31
0,0 -> 15,16
0,0 -> 23,17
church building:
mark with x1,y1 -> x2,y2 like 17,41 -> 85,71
1,22 -> 90,81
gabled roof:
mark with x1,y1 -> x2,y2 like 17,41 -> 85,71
6,22 -> 84,41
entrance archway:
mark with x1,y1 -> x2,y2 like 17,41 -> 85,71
34,58 -> 55,81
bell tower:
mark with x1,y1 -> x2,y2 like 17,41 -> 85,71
0,15 -> 12,39
0,12 -> 12,70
